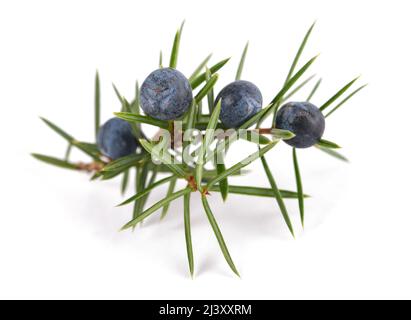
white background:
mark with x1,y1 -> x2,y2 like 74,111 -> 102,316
1,0 -> 410,300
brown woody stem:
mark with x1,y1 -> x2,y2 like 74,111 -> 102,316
76,161 -> 105,172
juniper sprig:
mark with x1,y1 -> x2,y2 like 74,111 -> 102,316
32,21 -> 365,277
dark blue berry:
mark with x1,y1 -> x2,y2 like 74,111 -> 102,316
140,68 -> 193,121
97,118 -> 138,160
215,80 -> 263,128
275,102 -> 325,148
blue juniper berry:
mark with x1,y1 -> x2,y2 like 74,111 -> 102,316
97,118 -> 138,160
140,68 -> 193,121
275,101 -> 325,148
215,80 -> 263,128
